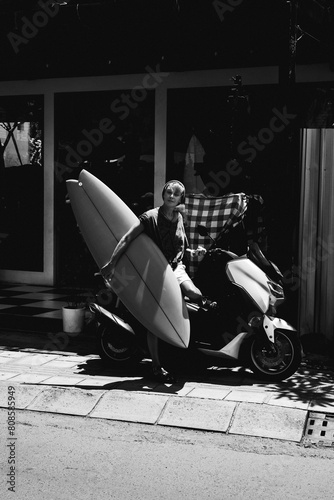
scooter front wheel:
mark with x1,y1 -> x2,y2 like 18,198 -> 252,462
248,329 -> 302,382
98,323 -> 144,368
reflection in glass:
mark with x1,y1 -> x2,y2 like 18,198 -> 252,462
54,90 -> 155,286
0,97 -> 44,272
0,122 -> 42,167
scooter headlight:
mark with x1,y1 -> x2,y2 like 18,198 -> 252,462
267,280 -> 284,299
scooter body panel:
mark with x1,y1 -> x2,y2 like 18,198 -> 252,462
197,331 -> 249,360
263,315 -> 297,343
226,258 -> 270,313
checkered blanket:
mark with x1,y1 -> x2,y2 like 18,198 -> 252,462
184,193 -> 264,277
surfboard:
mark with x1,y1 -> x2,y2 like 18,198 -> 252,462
66,169 -> 190,349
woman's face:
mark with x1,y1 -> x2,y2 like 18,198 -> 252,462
163,184 -> 183,207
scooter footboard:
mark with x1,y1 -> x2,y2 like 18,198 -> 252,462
89,303 -> 135,335
197,331 -> 250,360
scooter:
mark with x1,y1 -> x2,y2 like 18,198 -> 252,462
89,226 -> 302,382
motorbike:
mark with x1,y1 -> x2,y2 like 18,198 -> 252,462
89,225 -> 302,382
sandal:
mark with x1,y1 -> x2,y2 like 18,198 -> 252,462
152,367 -> 176,384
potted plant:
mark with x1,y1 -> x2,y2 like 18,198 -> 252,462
62,291 -> 87,334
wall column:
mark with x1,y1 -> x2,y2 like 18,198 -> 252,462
299,128 -> 334,341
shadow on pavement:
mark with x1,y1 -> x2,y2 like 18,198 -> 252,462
0,328 -> 98,356
75,354 -> 334,405
252,364 -> 334,407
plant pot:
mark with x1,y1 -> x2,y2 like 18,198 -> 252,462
62,306 -> 86,334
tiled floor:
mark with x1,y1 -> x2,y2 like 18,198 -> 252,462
0,283 -> 92,332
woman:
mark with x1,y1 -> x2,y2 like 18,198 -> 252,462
101,180 -> 207,382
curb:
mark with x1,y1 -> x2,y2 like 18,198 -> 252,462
0,384 -> 309,443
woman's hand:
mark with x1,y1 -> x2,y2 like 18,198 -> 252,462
100,260 -> 116,287
174,203 -> 185,214
194,245 -> 207,257
186,246 -> 207,258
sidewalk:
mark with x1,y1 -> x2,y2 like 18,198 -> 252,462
1,335 -> 334,446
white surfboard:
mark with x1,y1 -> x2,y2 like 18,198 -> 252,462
66,170 -> 190,349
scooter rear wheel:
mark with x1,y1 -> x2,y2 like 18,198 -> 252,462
248,329 -> 302,382
98,323 -> 144,368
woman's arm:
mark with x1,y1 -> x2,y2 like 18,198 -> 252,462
101,219 -> 144,278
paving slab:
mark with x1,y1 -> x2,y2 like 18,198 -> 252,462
59,355 -> 95,363
39,375 -> 88,386
0,371 -> 20,381
27,386 -> 105,416
76,376 -> 126,388
224,389 -> 269,404
9,373 -> 53,384
0,383 -> 45,409
90,390 -> 169,424
4,353 -> 60,366
158,396 -> 237,432
186,387 -> 231,400
40,359 -> 81,369
266,393 -> 310,410
229,402 -> 308,442
0,351 -> 31,359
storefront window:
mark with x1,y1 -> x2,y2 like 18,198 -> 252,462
54,89 -> 155,286
166,86 -> 254,195
165,85 -> 302,270
0,96 -> 44,272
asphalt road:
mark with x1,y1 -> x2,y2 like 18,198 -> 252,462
1,410 -> 333,500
